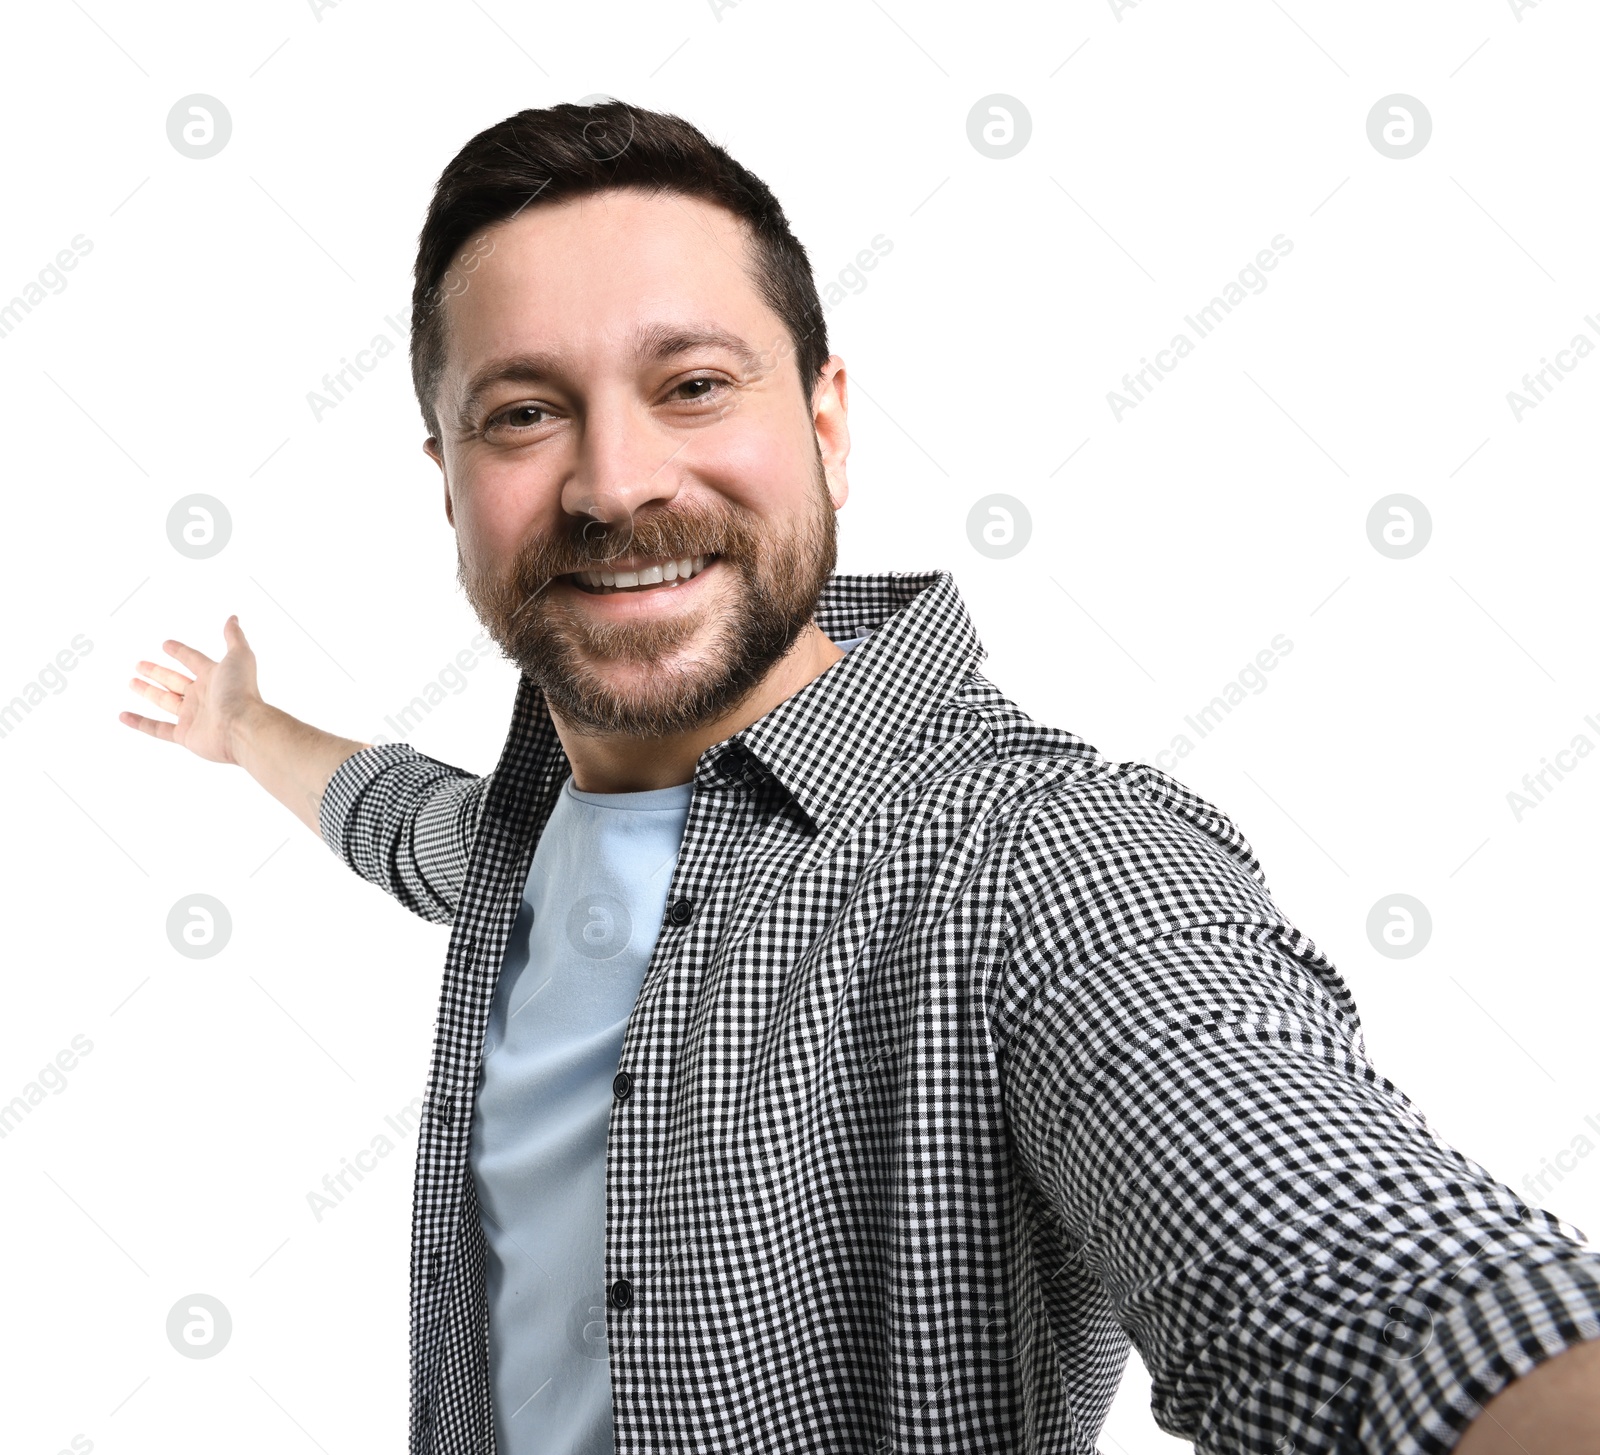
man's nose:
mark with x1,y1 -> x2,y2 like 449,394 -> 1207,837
562,397 -> 683,536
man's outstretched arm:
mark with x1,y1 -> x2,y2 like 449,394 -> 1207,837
996,769 -> 1600,1453
123,613 -> 488,924
230,697 -> 374,836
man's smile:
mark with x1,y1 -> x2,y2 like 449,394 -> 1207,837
560,552 -> 722,598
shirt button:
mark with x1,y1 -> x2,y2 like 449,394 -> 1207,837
612,1071 -> 633,1101
609,1277 -> 633,1309
666,898 -> 694,926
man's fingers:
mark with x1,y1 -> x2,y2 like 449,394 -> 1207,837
162,637 -> 214,672
118,710 -> 176,742
129,677 -> 184,715
135,660 -> 192,694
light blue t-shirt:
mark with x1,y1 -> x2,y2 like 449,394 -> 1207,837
469,772 -> 690,1455
470,633 -> 868,1454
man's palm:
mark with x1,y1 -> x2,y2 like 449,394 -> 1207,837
120,615 -> 263,765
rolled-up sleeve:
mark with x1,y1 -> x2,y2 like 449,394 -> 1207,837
1359,1254 -> 1600,1451
318,742 -> 490,926
997,765 -> 1600,1455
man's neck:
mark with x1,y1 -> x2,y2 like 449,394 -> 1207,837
551,623 -> 846,794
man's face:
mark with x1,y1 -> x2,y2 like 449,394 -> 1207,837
424,187 -> 848,739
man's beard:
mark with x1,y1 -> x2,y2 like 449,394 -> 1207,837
457,448 -> 837,738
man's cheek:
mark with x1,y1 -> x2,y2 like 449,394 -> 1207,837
466,456 -> 548,531
691,425 -> 794,510
460,498 -> 535,577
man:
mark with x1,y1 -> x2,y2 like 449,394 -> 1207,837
121,100 -> 1600,1454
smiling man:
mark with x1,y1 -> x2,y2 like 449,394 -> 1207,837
434,182 -> 849,780
122,100 -> 1600,1455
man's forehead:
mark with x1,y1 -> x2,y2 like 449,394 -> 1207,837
457,190 -> 753,309
479,186 -> 753,278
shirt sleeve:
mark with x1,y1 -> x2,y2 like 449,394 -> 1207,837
317,742 -> 490,926
996,763 -> 1600,1455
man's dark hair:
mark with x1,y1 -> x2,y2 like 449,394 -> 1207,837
409,99 -> 830,442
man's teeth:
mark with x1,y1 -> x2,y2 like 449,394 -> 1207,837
572,555 -> 712,591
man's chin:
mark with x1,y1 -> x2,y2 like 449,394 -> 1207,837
522,614 -> 715,679
503,626 -> 734,733
538,668 -> 747,739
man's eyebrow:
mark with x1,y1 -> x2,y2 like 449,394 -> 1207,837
456,354 -> 562,425
630,322 -> 766,372
456,322 -> 767,425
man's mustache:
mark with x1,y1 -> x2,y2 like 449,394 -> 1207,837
500,533 -> 732,622
526,517 -> 729,577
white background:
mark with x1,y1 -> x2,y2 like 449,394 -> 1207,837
1,1 -> 1596,1451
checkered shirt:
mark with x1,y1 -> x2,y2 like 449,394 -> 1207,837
320,568 -> 1600,1454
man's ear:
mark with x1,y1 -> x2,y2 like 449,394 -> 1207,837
424,437 -> 452,527
812,356 -> 851,510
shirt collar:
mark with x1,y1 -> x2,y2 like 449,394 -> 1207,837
733,569 -> 986,831
486,570 -> 987,835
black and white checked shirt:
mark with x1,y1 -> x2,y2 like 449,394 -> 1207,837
320,569 -> 1600,1455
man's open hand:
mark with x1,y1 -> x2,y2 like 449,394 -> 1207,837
119,614 -> 265,765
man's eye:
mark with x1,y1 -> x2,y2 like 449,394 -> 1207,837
670,376 -> 728,403
486,403 -> 552,433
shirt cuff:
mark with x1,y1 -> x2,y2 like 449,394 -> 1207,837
318,742 -> 429,856
1359,1251 -> 1600,1453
